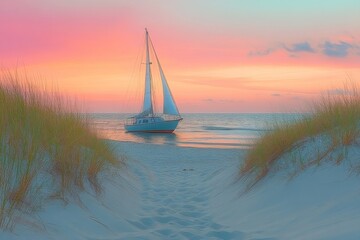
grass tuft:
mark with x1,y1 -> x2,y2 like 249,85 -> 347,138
0,71 -> 122,230
241,82 -> 360,189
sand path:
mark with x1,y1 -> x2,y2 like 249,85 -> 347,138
122,142 -> 244,239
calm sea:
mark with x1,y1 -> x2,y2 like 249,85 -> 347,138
88,113 -> 303,149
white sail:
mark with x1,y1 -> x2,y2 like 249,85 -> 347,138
159,66 -> 179,115
142,29 -> 153,115
149,37 -> 180,116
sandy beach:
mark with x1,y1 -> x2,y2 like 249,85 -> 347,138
2,139 -> 359,240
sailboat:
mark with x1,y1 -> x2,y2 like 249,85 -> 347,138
124,29 -> 182,133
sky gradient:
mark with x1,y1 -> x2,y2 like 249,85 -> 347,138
1,0 -> 360,112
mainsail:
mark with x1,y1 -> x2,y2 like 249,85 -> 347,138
140,28 -> 180,117
142,29 -> 153,115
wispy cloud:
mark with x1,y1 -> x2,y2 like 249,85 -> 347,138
250,38 -> 360,59
248,47 -> 276,57
325,88 -> 352,95
321,41 -> 352,57
249,41 -> 314,57
202,98 -> 243,104
284,42 -> 314,53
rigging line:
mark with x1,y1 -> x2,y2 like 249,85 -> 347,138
135,34 -> 146,113
132,44 -> 144,112
136,34 -> 146,113
124,31 -> 145,113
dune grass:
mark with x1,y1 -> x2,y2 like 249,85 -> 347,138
0,71 -> 122,230
241,83 -> 360,189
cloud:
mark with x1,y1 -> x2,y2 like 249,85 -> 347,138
321,41 -> 352,57
248,48 -> 276,57
249,41 -> 314,57
284,42 -> 314,53
291,96 -> 302,100
325,88 -> 352,95
202,98 -> 242,104
249,38 -> 360,59
271,93 -> 281,97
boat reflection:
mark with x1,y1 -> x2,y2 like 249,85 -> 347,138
126,132 -> 179,145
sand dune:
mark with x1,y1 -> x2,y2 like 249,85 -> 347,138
2,140 -> 360,239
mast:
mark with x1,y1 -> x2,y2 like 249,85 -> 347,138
142,28 -> 153,115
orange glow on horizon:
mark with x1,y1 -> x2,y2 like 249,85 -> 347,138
1,1 -> 359,113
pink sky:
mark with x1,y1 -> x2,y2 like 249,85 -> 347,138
1,0 -> 360,112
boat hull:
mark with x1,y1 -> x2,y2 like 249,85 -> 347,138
125,119 -> 181,133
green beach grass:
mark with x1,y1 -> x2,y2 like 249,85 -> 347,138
241,83 -> 360,189
0,71 -> 122,230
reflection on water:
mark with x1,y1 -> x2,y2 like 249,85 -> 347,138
88,113 -> 303,149
128,132 -> 178,145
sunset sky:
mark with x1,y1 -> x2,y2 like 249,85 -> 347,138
1,0 -> 360,112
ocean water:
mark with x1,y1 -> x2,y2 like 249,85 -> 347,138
88,113 -> 303,149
